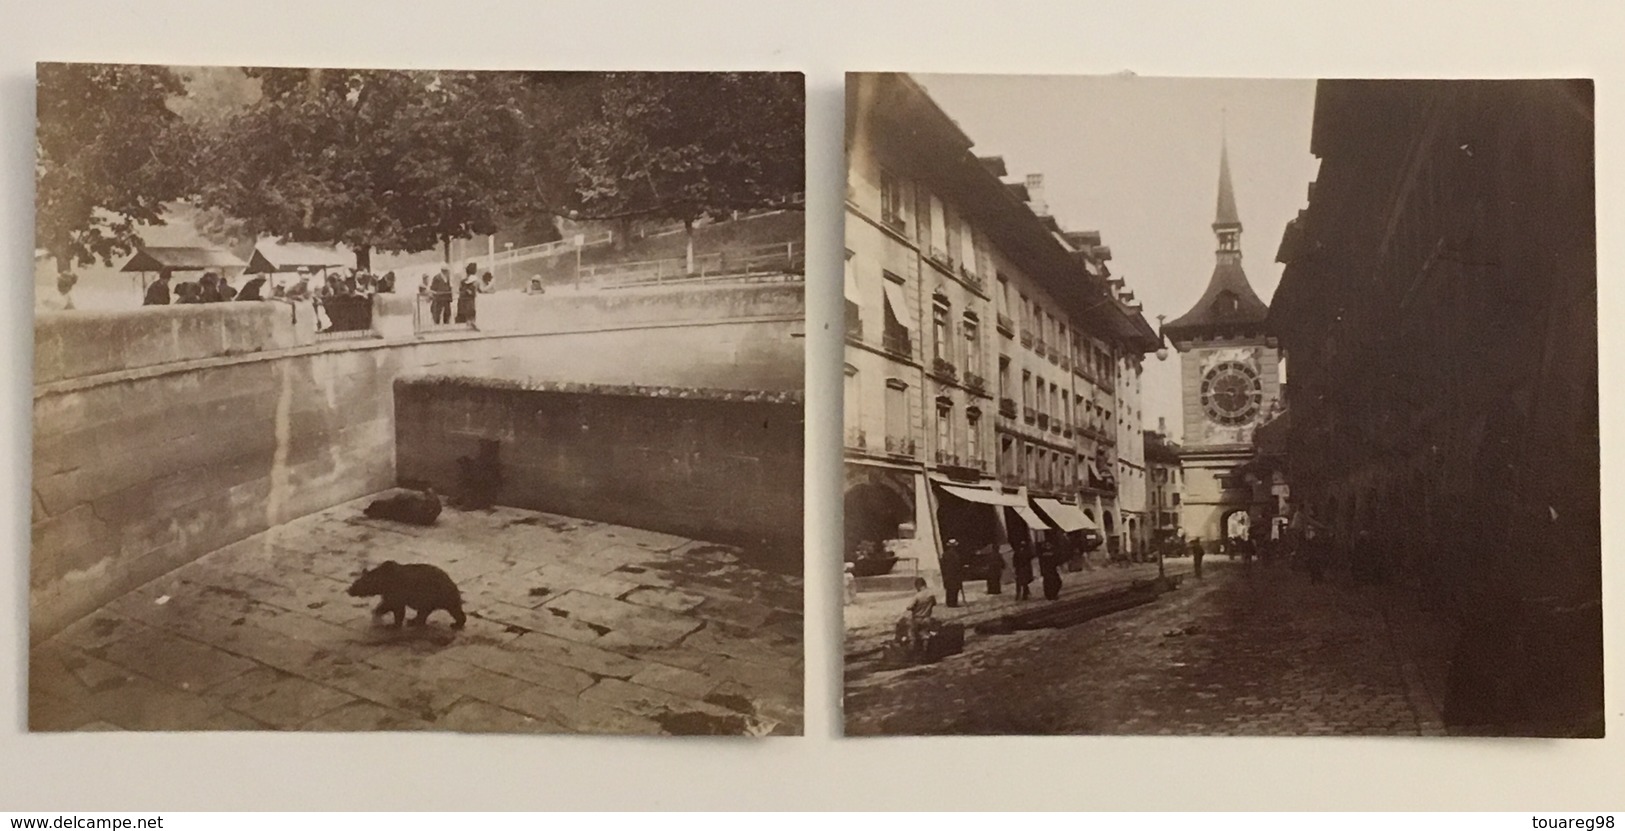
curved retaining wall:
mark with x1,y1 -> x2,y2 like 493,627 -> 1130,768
31,283 -> 803,641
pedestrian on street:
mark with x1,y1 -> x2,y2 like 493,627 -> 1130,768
1190,537 -> 1206,579
940,538 -> 964,608
1305,526 -> 1327,583
1012,535 -> 1034,601
1038,537 -> 1064,601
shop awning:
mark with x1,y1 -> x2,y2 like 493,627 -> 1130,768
881,278 -> 911,329
939,483 -> 1026,507
1010,504 -> 1053,530
1034,498 -> 1097,533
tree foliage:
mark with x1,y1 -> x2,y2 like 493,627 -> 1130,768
521,72 -> 805,224
192,68 -> 528,267
35,63 -> 190,269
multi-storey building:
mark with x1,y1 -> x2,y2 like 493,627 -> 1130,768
1144,417 -> 1184,548
1269,80 -> 1599,735
844,73 -> 1161,579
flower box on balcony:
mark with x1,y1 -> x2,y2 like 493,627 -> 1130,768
965,372 -> 986,393
999,397 -> 1017,418
1035,340 -> 1047,357
931,357 -> 957,382
935,450 -> 960,467
996,314 -> 1014,336
1020,331 -> 1034,348
1023,406 -> 1036,423
1037,413 -> 1050,429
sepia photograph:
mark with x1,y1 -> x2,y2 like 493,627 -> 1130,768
842,72 -> 1599,737
30,64 -> 805,735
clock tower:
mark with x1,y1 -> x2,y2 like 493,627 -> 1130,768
1162,134 -> 1281,545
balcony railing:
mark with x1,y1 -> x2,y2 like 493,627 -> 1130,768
1048,348 -> 1060,366
1020,330 -> 1034,349
934,450 -> 961,467
1035,339 -> 1047,357
996,314 -> 1014,336
928,247 -> 957,273
999,397 -> 1018,418
931,357 -> 958,382
1037,413 -> 1050,430
964,456 -> 989,473
999,471 -> 1022,487
1050,419 -> 1062,435
845,302 -> 863,341
884,435 -> 918,458
844,427 -> 867,450
1023,406 -> 1036,424
882,328 -> 912,359
1058,354 -> 1071,372
1063,426 -> 1073,439
964,371 -> 987,394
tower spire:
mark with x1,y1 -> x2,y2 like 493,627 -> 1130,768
1214,113 -> 1241,233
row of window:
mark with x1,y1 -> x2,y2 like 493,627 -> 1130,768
875,167 -> 1119,382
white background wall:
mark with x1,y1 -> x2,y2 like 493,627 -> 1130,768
3,0 -> 1623,811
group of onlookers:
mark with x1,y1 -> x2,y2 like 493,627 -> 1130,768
419,262 -> 497,325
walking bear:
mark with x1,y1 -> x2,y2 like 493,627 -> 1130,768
346,560 -> 467,629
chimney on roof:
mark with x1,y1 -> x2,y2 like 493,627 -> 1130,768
1025,173 -> 1049,216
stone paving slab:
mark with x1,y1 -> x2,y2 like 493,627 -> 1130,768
845,561 -> 1451,737
30,495 -> 803,736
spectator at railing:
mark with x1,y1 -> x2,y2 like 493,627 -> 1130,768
429,267 -> 453,324
174,280 -> 203,304
237,273 -> 268,301
455,262 -> 480,323
142,270 -> 173,306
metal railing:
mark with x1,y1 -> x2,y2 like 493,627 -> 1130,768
414,291 -> 477,334
314,294 -> 376,340
585,241 -> 804,287
999,397 -> 1017,418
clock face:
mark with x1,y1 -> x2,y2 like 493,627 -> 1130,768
1201,360 -> 1263,426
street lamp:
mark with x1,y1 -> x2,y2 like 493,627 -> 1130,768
504,242 -> 514,284
1156,314 -> 1170,361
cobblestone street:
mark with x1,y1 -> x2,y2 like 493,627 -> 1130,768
845,560 -> 1454,736
30,496 -> 803,735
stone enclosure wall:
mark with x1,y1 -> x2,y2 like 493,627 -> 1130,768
394,378 -> 805,557
31,283 -> 803,641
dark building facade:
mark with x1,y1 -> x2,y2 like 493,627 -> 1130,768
1270,80 -> 1600,736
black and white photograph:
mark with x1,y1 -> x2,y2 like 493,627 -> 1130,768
30,64 -> 806,735
842,72 -> 1600,738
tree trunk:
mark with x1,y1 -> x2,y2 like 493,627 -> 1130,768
442,236 -> 451,264
684,219 -> 696,275
356,244 -> 372,272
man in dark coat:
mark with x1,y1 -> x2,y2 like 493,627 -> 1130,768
940,538 -> 964,608
143,271 -> 173,306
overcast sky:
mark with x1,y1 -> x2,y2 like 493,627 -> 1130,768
915,74 -> 1321,441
